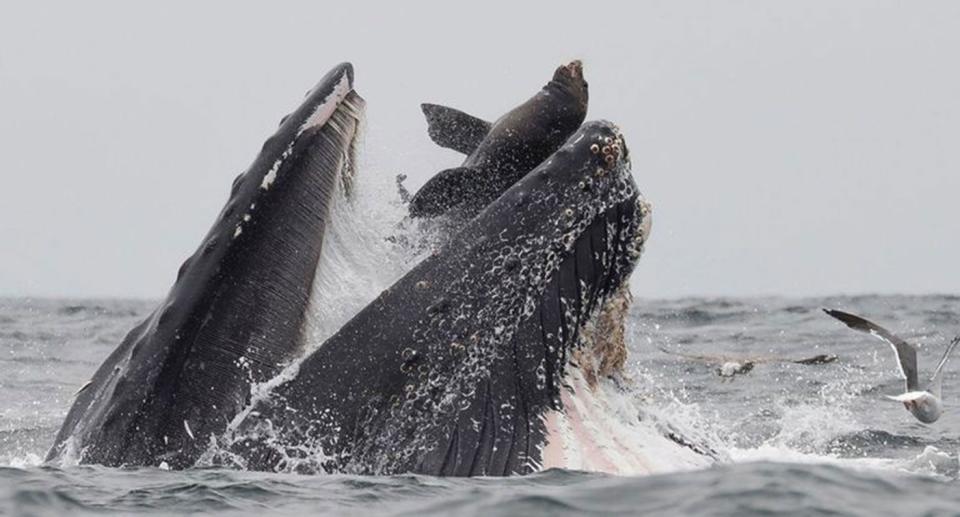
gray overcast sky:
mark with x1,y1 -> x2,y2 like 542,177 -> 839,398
1,1 -> 958,299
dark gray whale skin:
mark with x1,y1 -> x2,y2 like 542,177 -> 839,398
46,63 -> 365,468
408,61 -> 588,221
230,121 -> 647,476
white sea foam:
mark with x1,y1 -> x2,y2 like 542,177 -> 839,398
222,130 -> 425,439
300,147 -> 429,349
620,310 -> 960,480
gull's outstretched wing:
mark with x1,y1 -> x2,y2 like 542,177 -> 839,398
823,309 -> 919,391
928,335 -> 960,398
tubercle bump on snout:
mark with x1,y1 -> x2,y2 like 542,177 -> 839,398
573,122 -> 629,184
522,121 -> 631,197
587,124 -> 627,173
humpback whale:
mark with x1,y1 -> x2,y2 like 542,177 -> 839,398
225,121 -> 655,476
47,63 -> 365,467
408,61 -> 588,221
47,62 -> 710,476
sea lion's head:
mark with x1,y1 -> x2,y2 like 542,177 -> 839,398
549,60 -> 589,113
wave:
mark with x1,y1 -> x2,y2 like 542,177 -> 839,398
1,462 -> 958,516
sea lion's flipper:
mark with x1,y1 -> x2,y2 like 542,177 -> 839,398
421,103 -> 491,155
408,166 -> 482,218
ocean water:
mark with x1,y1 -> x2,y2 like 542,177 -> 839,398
2,295 -> 959,516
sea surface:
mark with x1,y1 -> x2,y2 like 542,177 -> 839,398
2,295 -> 960,516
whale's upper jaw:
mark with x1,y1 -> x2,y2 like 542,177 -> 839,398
414,120 -> 648,475
520,120 -> 646,387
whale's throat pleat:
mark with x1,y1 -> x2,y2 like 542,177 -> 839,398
411,198 -> 642,476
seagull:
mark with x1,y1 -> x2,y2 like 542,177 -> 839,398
823,308 -> 960,424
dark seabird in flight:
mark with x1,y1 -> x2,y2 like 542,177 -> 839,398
655,346 -> 837,379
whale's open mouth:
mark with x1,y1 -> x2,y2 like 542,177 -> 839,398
218,120 -> 653,476
49,63 -> 672,478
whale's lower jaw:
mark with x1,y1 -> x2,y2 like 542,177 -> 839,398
538,283 -> 716,476
45,65 -> 367,469
540,369 -> 716,475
